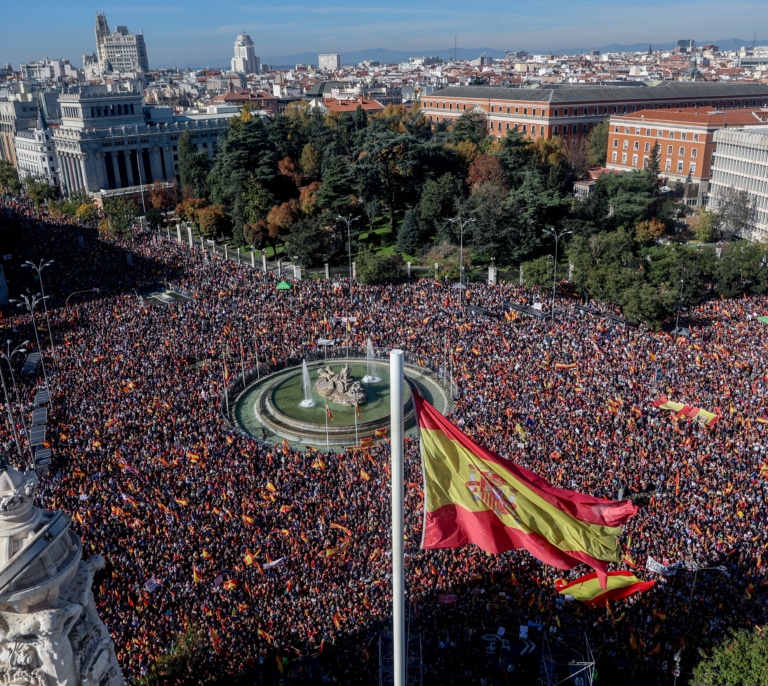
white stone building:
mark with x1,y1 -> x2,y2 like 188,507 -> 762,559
13,111 -> 59,187
94,13 -> 149,74
231,34 -> 260,75
0,465 -> 123,685
53,89 -> 231,197
318,53 -> 341,72
709,126 -> 768,242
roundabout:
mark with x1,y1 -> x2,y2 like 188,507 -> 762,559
233,357 -> 452,447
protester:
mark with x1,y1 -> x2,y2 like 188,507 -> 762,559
1,194 -> 766,685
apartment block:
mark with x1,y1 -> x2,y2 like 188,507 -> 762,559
606,107 -> 768,207
709,127 -> 768,241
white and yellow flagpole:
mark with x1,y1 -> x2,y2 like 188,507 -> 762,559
389,349 -> 405,686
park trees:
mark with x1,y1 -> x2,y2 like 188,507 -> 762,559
586,120 -> 609,168
178,131 -> 211,199
23,175 -> 56,211
690,627 -> 768,686
0,160 -> 21,194
102,197 -> 138,236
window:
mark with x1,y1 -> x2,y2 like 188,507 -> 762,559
635,127 -> 640,134
622,153 -> 628,164
667,145 -> 673,154
677,161 -> 683,173
583,124 -> 588,133
644,142 -> 650,152
689,162 -> 696,175
563,108 -> 569,116
679,146 -> 685,157
691,148 -> 697,158
572,124 -> 578,134
623,140 -> 629,149
554,109 -> 558,117
553,125 -> 558,135
632,154 -> 638,166
633,141 -> 639,150
615,125 -> 620,132
668,130 -> 674,138
693,133 -> 699,142
681,132 -> 687,140
612,152 -> 617,163
645,129 -> 651,136
523,108 -> 527,115
665,160 -> 671,171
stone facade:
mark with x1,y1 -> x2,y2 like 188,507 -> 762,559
14,112 -> 59,187
53,90 -> 231,196
0,466 -> 123,686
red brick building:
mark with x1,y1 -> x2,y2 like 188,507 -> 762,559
606,107 -> 768,207
420,82 -> 768,141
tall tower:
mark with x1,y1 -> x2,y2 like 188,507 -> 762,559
231,34 -> 260,74
0,465 -> 124,685
94,12 -> 110,67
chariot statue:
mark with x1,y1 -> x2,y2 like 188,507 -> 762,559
314,364 -> 367,407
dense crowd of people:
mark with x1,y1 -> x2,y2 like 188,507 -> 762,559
1,194 -> 767,685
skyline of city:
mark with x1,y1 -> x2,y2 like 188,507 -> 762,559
2,1 -> 767,69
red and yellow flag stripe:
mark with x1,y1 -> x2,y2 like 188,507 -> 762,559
414,392 -> 637,585
555,570 -> 656,606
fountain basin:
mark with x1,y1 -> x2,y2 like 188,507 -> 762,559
233,358 -> 451,447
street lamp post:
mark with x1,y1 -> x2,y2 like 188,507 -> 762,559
674,278 -> 685,334
447,216 -> 475,293
0,340 -> 30,464
23,260 -> 55,364
65,287 -> 99,306
337,214 -> 358,312
10,294 -> 52,407
544,226 -> 572,320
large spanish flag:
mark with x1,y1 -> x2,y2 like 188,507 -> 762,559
414,392 -> 637,585
555,571 -> 656,606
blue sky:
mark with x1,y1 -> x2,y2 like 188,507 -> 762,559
2,1 -> 767,69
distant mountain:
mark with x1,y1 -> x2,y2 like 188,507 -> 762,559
190,38 -> 768,70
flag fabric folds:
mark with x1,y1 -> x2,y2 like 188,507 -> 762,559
413,391 -> 637,585
555,571 -> 656,605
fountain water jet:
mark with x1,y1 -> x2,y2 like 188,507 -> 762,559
299,360 -> 316,407
362,338 -> 381,383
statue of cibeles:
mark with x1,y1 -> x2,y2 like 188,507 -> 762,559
314,364 -> 367,407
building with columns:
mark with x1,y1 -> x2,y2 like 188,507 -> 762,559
13,110 -> 59,187
52,90 -> 231,199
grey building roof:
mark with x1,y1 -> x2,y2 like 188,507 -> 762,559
429,82 -> 768,104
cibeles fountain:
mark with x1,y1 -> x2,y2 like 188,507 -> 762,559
0,464 -> 123,686
234,343 -> 451,447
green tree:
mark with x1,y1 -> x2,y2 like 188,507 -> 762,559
396,209 -> 426,255
102,197 -> 138,235
134,626 -> 209,686
713,187 -> 756,240
586,120 -> 609,168
300,143 -> 321,180
283,216 -> 337,267
690,626 -> 768,686
315,155 -> 357,215
355,250 -> 405,284
75,202 -> 98,223
715,241 -> 768,297
354,123 -> 424,230
23,176 -> 56,211
521,255 -> 555,289
644,142 -> 661,196
0,161 -> 21,194
448,111 -> 491,149
691,209 -> 716,243
419,173 -> 462,240
177,131 -> 211,199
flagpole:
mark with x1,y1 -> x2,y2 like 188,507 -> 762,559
325,402 -> 330,449
390,349 -> 405,686
354,403 -> 359,445
223,359 -> 230,418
